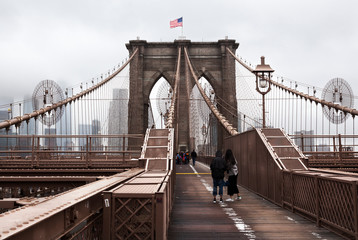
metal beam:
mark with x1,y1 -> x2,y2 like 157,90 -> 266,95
0,168 -> 144,239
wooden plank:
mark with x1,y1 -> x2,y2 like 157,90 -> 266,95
168,163 -> 344,239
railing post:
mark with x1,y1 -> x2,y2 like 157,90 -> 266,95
338,134 -> 343,168
89,136 -> 92,168
85,135 -> 89,168
155,191 -> 165,240
122,136 -> 125,161
290,171 -> 294,212
281,170 -> 284,208
31,135 -> 35,168
353,181 -> 358,240
315,174 -> 320,227
36,136 -> 40,167
333,136 -> 337,166
300,133 -> 304,152
102,191 -> 112,240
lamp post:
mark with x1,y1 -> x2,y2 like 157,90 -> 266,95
253,56 -> 274,128
201,124 -> 207,155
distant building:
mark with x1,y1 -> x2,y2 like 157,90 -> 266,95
44,128 -> 57,149
78,124 -> 92,149
293,130 -> 315,152
0,110 -> 16,154
108,89 -> 128,149
316,144 -> 330,152
19,97 -> 35,135
91,119 -> 102,150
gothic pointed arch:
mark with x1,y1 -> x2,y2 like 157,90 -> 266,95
126,39 -> 238,151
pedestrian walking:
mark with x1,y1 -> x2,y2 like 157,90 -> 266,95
225,149 -> 241,201
190,149 -> 197,166
210,150 -> 227,203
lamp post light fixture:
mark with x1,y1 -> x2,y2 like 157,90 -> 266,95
253,56 -> 274,128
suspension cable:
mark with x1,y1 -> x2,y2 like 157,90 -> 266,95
214,99 -> 257,128
184,47 -> 238,136
166,47 -> 181,128
226,47 -> 358,118
0,48 -> 139,130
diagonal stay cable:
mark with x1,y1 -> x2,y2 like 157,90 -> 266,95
226,47 -> 358,117
0,48 -> 139,130
214,99 -> 258,128
184,47 -> 238,136
166,47 -> 181,128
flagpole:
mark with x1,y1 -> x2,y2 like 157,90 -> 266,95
182,17 -> 184,37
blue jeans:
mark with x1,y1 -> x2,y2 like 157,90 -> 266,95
192,157 -> 196,166
212,178 -> 224,196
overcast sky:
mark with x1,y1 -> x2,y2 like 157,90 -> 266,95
1,0 -> 357,106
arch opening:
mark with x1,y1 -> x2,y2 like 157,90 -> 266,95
190,77 -> 217,156
149,77 -> 173,129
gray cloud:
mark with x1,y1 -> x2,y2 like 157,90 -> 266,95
0,0 -> 357,105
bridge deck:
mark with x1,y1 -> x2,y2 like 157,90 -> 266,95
168,162 -> 343,240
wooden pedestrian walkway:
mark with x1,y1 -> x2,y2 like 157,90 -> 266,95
168,162 -> 343,240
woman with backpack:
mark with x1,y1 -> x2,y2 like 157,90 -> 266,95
225,149 -> 241,201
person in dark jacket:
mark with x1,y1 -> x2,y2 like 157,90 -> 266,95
225,149 -> 241,201
210,150 -> 227,203
190,149 -> 197,166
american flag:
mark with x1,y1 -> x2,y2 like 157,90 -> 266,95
170,17 -> 183,28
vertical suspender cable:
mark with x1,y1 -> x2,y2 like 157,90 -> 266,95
353,117 -> 355,151
291,93 -> 294,135
300,97 -> 302,133
284,91 -> 289,131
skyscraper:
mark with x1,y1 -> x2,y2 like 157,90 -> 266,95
108,89 -> 128,149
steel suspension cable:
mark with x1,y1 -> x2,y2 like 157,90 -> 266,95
184,47 -> 238,136
215,94 -> 258,128
214,99 -> 257,128
0,48 -> 139,130
166,47 -> 181,128
226,47 -> 358,119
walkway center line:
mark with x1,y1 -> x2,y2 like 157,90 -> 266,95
189,163 -> 257,239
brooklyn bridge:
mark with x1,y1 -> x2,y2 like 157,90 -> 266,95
0,39 -> 357,239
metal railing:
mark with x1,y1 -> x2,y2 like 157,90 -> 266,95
222,129 -> 358,239
289,134 -> 358,168
282,169 -> 358,239
0,134 -> 143,168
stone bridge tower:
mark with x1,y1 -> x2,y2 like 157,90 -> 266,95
126,39 -> 239,153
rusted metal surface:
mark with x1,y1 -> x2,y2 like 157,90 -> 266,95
0,168 -> 144,240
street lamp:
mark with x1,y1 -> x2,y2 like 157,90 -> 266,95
253,56 -> 274,128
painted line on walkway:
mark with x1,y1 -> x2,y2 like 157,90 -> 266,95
189,164 -> 256,239
193,162 -> 326,239
196,161 -> 210,169
285,216 -> 326,239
